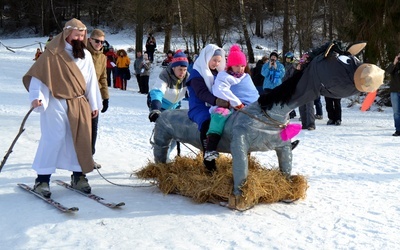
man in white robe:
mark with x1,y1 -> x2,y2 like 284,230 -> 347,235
22,18 -> 102,198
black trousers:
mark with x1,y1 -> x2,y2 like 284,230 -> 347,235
92,115 -> 99,155
140,75 -> 149,94
136,74 -> 141,92
106,67 -> 115,87
325,97 -> 342,122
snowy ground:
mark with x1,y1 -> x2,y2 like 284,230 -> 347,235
1,35 -> 399,250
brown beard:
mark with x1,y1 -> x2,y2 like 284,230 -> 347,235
71,40 -> 86,59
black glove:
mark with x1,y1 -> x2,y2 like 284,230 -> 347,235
215,98 -> 230,108
149,110 -> 161,122
101,99 -> 109,113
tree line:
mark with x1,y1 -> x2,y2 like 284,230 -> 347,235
1,0 -> 399,67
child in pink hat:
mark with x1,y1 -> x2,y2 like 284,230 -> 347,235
203,45 -> 259,167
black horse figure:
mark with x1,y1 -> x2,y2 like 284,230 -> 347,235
151,41 -> 384,210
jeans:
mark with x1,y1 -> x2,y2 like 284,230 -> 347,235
299,101 -> 315,129
314,97 -> 323,116
391,92 -> 400,131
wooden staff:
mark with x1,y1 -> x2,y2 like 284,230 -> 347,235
0,107 -> 34,172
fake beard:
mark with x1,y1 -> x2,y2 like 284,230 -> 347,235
71,40 -> 86,59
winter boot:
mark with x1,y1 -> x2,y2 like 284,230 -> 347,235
327,119 -> 335,125
289,110 -> 296,119
203,159 -> 217,173
71,173 -> 91,194
204,134 -> 221,162
33,181 -> 52,198
291,140 -> 300,150
204,151 -> 219,161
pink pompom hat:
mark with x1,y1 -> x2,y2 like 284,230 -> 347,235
227,44 -> 247,67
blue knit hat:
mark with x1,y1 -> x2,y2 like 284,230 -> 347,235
171,50 -> 189,68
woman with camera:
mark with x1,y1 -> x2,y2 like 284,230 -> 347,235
261,51 -> 285,94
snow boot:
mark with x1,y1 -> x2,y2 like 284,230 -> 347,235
204,133 -> 221,161
203,133 -> 221,173
33,181 -> 51,198
204,150 -> 219,161
203,159 -> 217,173
71,173 -> 91,194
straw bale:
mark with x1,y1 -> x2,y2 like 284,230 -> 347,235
136,154 -> 308,207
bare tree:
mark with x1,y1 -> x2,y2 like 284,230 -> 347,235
282,0 -> 290,55
252,0 -> 264,38
294,0 -> 317,53
239,0 -> 254,62
163,0 -> 173,53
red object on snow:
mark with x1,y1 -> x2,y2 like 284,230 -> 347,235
361,90 -> 377,111
115,77 -> 122,89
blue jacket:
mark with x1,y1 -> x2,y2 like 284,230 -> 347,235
149,65 -> 189,111
261,61 -> 285,90
187,69 -> 218,130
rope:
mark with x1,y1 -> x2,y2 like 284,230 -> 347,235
0,41 -> 44,53
179,141 -> 199,155
95,166 -> 155,188
238,108 -> 288,128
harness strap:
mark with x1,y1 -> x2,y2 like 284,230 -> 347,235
237,108 -> 288,129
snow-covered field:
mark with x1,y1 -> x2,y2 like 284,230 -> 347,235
1,34 -> 399,250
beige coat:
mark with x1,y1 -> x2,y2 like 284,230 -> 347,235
87,42 -> 109,99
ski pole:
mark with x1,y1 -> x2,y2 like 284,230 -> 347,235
0,106 -> 34,172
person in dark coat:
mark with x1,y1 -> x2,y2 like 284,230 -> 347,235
282,51 -> 297,119
251,56 -> 268,95
386,53 -> 400,136
134,51 -> 144,93
162,50 -> 174,67
145,34 -> 157,63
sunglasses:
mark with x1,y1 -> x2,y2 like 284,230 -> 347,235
93,39 -> 105,45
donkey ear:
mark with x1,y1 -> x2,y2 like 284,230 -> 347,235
347,42 -> 367,55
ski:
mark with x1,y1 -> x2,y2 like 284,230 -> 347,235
17,183 -> 79,213
53,180 -> 125,208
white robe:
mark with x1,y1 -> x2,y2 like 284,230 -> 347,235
29,43 -> 102,174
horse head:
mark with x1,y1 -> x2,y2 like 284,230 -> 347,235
258,41 -> 383,114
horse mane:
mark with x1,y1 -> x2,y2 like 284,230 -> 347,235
257,69 -> 304,110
